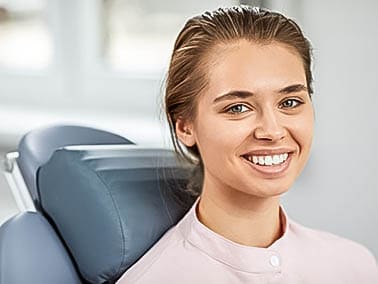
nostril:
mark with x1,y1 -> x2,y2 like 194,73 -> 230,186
253,126 -> 286,141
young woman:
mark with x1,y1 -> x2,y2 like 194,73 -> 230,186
118,6 -> 377,283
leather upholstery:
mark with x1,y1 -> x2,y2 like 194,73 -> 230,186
38,147 -> 195,283
0,212 -> 81,284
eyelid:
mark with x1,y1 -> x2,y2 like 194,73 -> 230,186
224,103 -> 252,114
279,97 -> 304,108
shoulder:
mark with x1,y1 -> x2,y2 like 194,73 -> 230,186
116,226 -> 180,283
290,219 -> 374,257
117,223 -> 210,284
288,219 -> 378,278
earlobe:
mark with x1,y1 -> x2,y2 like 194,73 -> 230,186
176,118 -> 196,147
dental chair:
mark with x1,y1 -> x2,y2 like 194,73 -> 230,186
0,125 -> 196,284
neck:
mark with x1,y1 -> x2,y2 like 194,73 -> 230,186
197,182 -> 283,248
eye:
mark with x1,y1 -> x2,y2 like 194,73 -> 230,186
226,104 -> 250,114
280,99 -> 303,109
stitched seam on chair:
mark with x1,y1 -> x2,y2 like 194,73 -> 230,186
90,164 -> 127,280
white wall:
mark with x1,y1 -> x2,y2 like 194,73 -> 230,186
280,0 -> 378,258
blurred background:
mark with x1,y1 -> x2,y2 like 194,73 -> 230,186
0,0 -> 377,258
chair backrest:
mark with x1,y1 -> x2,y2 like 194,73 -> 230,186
38,145 -> 196,283
17,125 -> 133,209
0,125 -> 196,284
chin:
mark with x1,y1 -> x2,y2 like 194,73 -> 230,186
242,182 -> 292,198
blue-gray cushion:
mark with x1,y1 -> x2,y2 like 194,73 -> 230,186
38,147 -> 195,283
0,212 -> 81,284
18,125 -> 133,206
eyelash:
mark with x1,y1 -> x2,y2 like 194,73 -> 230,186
226,104 -> 250,114
279,99 -> 304,109
225,99 -> 303,114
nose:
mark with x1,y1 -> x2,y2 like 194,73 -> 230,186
253,108 -> 286,142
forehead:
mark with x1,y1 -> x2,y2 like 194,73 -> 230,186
203,40 -> 306,101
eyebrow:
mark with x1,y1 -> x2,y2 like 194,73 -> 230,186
213,84 -> 308,104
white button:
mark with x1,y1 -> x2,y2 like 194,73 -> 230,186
270,255 -> 280,267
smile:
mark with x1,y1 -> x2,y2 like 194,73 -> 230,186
243,153 -> 289,166
241,152 -> 293,176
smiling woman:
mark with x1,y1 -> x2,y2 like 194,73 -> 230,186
117,6 -> 378,284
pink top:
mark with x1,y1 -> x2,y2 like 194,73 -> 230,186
117,198 -> 378,283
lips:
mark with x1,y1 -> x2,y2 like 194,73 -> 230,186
241,152 -> 293,177
242,153 -> 289,166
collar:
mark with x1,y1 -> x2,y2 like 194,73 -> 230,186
177,197 -> 291,274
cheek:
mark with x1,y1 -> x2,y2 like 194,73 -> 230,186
194,116 -> 251,160
291,110 -> 314,153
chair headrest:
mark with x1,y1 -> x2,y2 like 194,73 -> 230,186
38,146 -> 196,283
17,125 -> 133,207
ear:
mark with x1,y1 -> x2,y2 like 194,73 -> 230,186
175,117 -> 196,147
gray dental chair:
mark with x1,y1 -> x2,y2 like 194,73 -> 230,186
0,125 -> 196,284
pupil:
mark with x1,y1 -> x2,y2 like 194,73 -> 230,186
233,105 -> 242,112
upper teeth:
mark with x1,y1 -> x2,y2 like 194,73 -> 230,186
245,153 -> 289,166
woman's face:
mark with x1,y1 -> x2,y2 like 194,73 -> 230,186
177,40 -> 314,198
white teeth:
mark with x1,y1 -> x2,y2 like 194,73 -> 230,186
265,156 -> 273,166
258,156 -> 265,165
245,153 -> 290,166
279,154 -> 284,163
252,156 -> 258,164
272,155 -> 280,165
